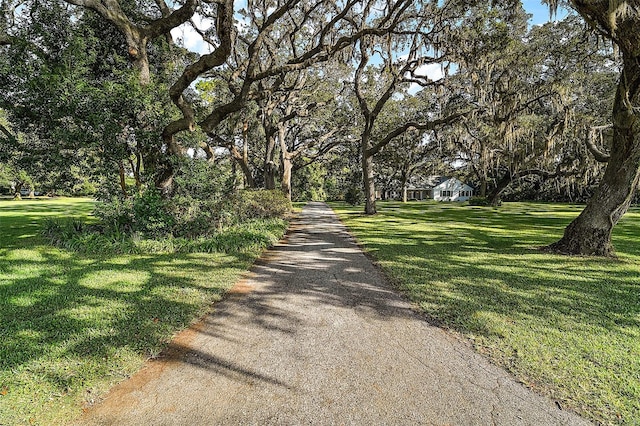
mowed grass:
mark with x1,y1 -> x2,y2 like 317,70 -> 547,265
332,201 -> 640,425
0,198 -> 266,425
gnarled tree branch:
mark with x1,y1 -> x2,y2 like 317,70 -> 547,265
584,124 -> 612,162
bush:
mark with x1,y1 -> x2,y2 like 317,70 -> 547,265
94,189 -> 174,238
344,186 -> 364,206
72,180 -> 98,196
231,189 -> 292,222
130,189 -> 174,237
43,217 -> 287,255
468,196 -> 490,206
44,188 -> 292,254
166,189 -> 291,236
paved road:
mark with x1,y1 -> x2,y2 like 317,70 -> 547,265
78,202 -> 589,425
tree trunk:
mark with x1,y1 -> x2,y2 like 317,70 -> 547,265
238,159 -> 255,188
487,171 -> 511,206
479,177 -> 487,198
12,182 -> 22,199
400,172 -> 408,203
118,161 -> 129,197
154,161 -> 175,196
277,121 -> 293,200
264,131 -> 277,189
134,153 -> 142,191
281,155 -> 293,201
547,56 -> 640,256
362,150 -> 376,214
125,31 -> 151,85
264,162 -> 277,190
227,145 -> 255,188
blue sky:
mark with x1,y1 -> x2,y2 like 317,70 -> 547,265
523,0 -> 570,25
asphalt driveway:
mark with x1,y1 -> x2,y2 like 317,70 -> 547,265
77,202 -> 589,425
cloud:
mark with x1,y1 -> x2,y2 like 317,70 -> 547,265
170,14 -> 217,54
407,63 -> 449,94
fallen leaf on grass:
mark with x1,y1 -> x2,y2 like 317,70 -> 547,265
0,387 -> 7,396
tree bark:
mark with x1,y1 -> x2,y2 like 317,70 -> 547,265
225,142 -> 255,188
362,148 -> 376,214
12,181 -> 22,199
118,161 -> 129,196
264,161 -> 277,190
547,55 -> 640,256
281,154 -> 293,201
487,171 -> 511,206
278,121 -> 293,201
264,129 -> 278,189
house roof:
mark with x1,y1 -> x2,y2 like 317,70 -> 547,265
406,175 -> 449,190
432,177 -> 474,191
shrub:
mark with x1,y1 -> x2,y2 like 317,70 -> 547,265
130,189 -> 174,237
94,189 -> 174,238
468,196 -> 490,206
44,188 -> 291,254
72,180 -> 98,196
43,217 -> 287,255
344,186 -> 364,206
235,189 -> 292,220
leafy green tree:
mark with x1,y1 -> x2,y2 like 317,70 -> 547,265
0,0 -> 187,197
351,0 -> 472,214
545,0 -> 640,255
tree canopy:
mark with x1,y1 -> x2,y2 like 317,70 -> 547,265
1,0 -> 637,255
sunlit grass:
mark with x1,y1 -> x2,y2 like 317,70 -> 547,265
0,198 -> 276,425
332,201 -> 640,425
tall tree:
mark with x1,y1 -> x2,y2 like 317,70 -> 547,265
545,0 -> 640,256
351,0 -> 473,214
449,11 -> 616,206
0,0 -> 184,197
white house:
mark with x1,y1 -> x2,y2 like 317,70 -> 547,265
432,177 -> 474,202
381,176 -> 474,202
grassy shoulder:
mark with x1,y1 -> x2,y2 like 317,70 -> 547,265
0,197 -> 287,425
332,201 -> 640,425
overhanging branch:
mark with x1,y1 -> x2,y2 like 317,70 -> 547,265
584,124 -> 611,163
367,110 -> 472,157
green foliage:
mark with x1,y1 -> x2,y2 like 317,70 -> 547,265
293,162 -> 328,201
72,179 -> 98,196
45,188 -> 291,254
42,217 -> 287,255
468,196 -> 495,206
0,0 -> 192,199
344,185 -> 364,206
222,189 -> 292,224
166,158 -> 232,237
92,190 -> 173,238
334,201 -> 640,424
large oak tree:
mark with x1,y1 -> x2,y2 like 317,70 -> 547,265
545,0 -> 640,256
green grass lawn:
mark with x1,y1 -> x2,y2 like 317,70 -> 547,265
332,201 -> 640,425
0,198 -> 265,425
